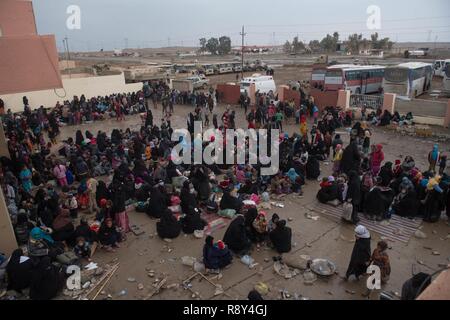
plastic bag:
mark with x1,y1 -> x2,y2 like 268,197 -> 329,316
240,255 -> 255,266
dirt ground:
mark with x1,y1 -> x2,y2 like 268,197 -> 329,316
52,101 -> 450,301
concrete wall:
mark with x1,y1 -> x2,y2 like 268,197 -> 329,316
59,60 -> 77,70
0,35 -> 63,95
395,98 -> 448,118
216,84 -> 241,105
1,73 -> 143,112
277,86 -> 300,106
310,88 -> 339,111
0,0 -> 37,36
0,189 -> 17,256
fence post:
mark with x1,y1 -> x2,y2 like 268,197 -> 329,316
337,90 -> 350,110
382,93 -> 396,114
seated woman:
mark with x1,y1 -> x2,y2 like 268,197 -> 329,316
223,215 -> 251,255
269,220 -> 292,254
391,186 -> 418,218
379,162 -> 394,187
98,218 -> 121,251
14,212 -> 35,246
285,168 -> 303,194
220,188 -> 243,212
157,210 -> 182,239
146,183 -> 168,218
6,249 -> 33,294
238,179 -> 258,196
28,227 -> 64,261
181,207 -> 207,234
180,181 -> 197,214
306,155 -> 320,180
364,181 -> 394,221
244,207 -> 258,241
52,209 -> 75,247
30,257 -> 63,300
203,236 -> 233,272
316,176 -> 339,204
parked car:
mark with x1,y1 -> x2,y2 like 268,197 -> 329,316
186,76 -> 210,90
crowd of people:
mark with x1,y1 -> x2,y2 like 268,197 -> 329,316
0,81 -> 448,300
317,120 -> 449,224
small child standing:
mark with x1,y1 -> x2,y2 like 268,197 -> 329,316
439,154 -> 447,175
67,192 -> 78,219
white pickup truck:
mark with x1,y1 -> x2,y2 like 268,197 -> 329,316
186,76 -> 210,90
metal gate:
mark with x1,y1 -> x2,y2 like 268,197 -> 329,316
350,94 -> 384,110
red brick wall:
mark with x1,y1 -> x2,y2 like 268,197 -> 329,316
216,84 -> 241,105
310,88 -> 339,112
279,87 -> 301,106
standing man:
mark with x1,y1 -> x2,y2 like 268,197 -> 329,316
87,176 -> 99,214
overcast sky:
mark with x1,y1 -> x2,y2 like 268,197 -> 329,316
33,0 -> 450,51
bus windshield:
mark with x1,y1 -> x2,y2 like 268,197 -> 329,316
326,70 -> 342,78
384,68 -> 409,83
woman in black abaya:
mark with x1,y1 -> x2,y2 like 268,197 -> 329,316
6,249 -> 34,293
223,215 -> 251,255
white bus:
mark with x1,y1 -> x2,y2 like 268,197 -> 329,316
218,63 -> 233,74
383,62 -> 434,99
202,64 -> 217,75
324,65 -> 385,94
232,62 -> 242,73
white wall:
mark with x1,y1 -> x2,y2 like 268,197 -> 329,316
1,73 -> 143,112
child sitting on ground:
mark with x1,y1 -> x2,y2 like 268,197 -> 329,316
74,236 -> 92,261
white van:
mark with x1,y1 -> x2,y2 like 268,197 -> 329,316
240,75 -> 276,95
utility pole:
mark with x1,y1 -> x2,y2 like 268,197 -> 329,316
64,36 -> 71,60
168,37 -> 171,47
62,38 -> 71,78
240,25 -> 246,79
124,37 -> 129,49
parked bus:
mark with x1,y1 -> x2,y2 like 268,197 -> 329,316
311,64 -> 327,90
202,64 -> 217,76
382,62 -> 433,99
232,62 -> 242,73
324,65 -> 385,94
219,63 -> 233,74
